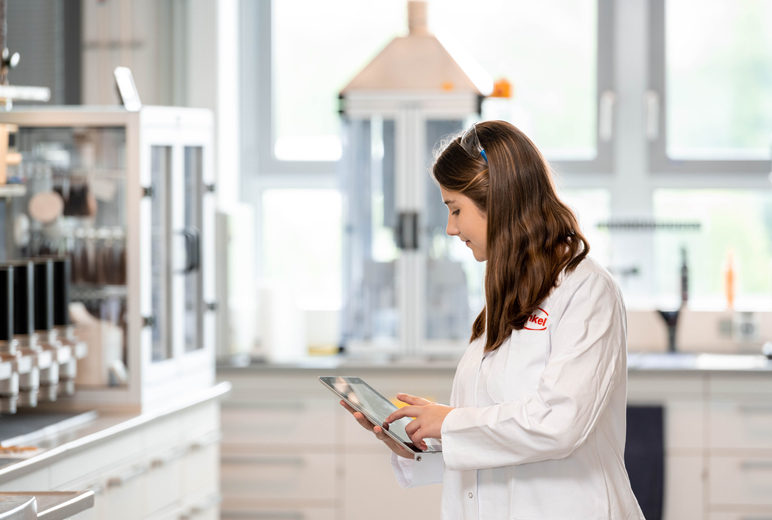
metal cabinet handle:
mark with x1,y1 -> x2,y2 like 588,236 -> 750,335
188,431 -> 222,452
396,211 -> 419,250
738,403 -> 772,413
599,90 -> 616,142
150,447 -> 188,469
220,455 -> 305,466
222,400 -> 305,411
106,464 -> 148,488
645,90 -> 660,141
178,493 -> 222,519
740,460 -> 772,470
181,227 -> 201,274
220,511 -> 304,519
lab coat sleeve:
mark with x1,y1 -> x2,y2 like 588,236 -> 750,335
440,272 -> 624,471
389,364 -> 465,488
390,451 -> 445,488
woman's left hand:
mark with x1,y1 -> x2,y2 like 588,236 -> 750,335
385,394 -> 455,451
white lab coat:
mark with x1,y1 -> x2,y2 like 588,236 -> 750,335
391,257 -> 645,520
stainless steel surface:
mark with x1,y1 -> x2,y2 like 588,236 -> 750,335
0,491 -> 94,520
0,410 -> 97,447
0,382 -> 230,485
0,495 -> 36,520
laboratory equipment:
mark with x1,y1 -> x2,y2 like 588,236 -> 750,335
0,106 -> 216,412
339,1 -> 492,357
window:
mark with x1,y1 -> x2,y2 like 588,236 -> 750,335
649,0 -> 772,171
261,189 -> 343,309
266,0 -> 611,169
273,0 -> 405,161
435,0 -> 599,159
559,189 -> 611,266
653,190 -> 772,308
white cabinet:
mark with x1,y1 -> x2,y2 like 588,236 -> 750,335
0,398 -> 222,520
342,451 -> 443,520
218,369 -> 446,519
220,368 -> 772,520
663,455 -> 703,520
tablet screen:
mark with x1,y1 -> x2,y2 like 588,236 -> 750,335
320,376 -> 416,448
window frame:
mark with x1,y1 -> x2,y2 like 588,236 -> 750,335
242,0 -> 617,178
647,0 -> 771,175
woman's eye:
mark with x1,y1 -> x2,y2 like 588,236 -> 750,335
452,210 -> 460,216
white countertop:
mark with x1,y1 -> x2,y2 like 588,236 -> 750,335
217,352 -> 772,373
0,382 -> 231,486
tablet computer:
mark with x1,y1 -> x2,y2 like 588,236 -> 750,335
319,376 -> 440,454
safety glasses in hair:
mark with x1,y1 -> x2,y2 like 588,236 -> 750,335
459,123 -> 488,164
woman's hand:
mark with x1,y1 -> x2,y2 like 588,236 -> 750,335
339,400 -> 413,459
385,394 -> 455,451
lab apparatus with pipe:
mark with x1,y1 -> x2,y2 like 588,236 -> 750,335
339,1 -> 492,358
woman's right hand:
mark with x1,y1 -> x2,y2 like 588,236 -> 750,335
340,400 -> 413,459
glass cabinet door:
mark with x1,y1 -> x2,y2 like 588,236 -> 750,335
12,126 -> 130,385
423,120 -> 484,347
342,117 -> 401,349
150,145 -> 172,362
181,146 -> 203,353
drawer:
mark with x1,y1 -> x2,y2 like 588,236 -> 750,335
221,452 -> 336,502
664,455 -> 703,520
221,398 -> 336,446
50,430 -> 143,488
0,468 -> 50,491
710,400 -> 772,450
182,434 -> 220,497
343,452 -> 441,519
709,513 -> 772,520
146,446 -> 186,514
182,400 -> 220,442
220,506 -> 336,520
101,465 -> 149,520
710,456 -> 772,506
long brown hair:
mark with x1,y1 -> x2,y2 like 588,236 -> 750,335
432,120 -> 589,353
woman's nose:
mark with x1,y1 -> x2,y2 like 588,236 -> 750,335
446,219 -> 458,237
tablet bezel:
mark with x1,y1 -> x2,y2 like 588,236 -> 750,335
318,376 -> 439,455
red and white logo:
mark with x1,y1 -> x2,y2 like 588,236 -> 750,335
524,307 -> 549,331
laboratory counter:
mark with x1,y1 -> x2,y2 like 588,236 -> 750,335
217,351 -> 772,374
215,353 -> 772,520
0,382 -> 230,520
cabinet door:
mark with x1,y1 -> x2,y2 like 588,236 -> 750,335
342,452 -> 441,520
710,456 -> 772,506
710,400 -> 772,450
101,467 -> 148,520
221,452 -> 335,503
664,455 -> 703,520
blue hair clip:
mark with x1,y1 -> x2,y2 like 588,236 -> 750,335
460,123 -> 488,164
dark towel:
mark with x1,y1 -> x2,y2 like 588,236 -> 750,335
625,406 -> 664,520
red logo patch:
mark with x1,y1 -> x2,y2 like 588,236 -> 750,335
524,307 -> 549,331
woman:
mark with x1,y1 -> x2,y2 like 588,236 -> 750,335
342,120 -> 644,519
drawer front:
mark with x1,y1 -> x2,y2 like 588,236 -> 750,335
709,513 -> 772,520
221,453 -> 336,502
183,439 -> 220,497
710,456 -> 772,506
221,398 -> 336,446
146,450 -> 184,514
50,431 -> 143,488
710,401 -> 772,450
664,455 -> 703,520
343,452 -> 441,520
101,470 -> 148,520
220,507 -> 336,520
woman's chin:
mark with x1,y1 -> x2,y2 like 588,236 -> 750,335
471,250 -> 487,262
